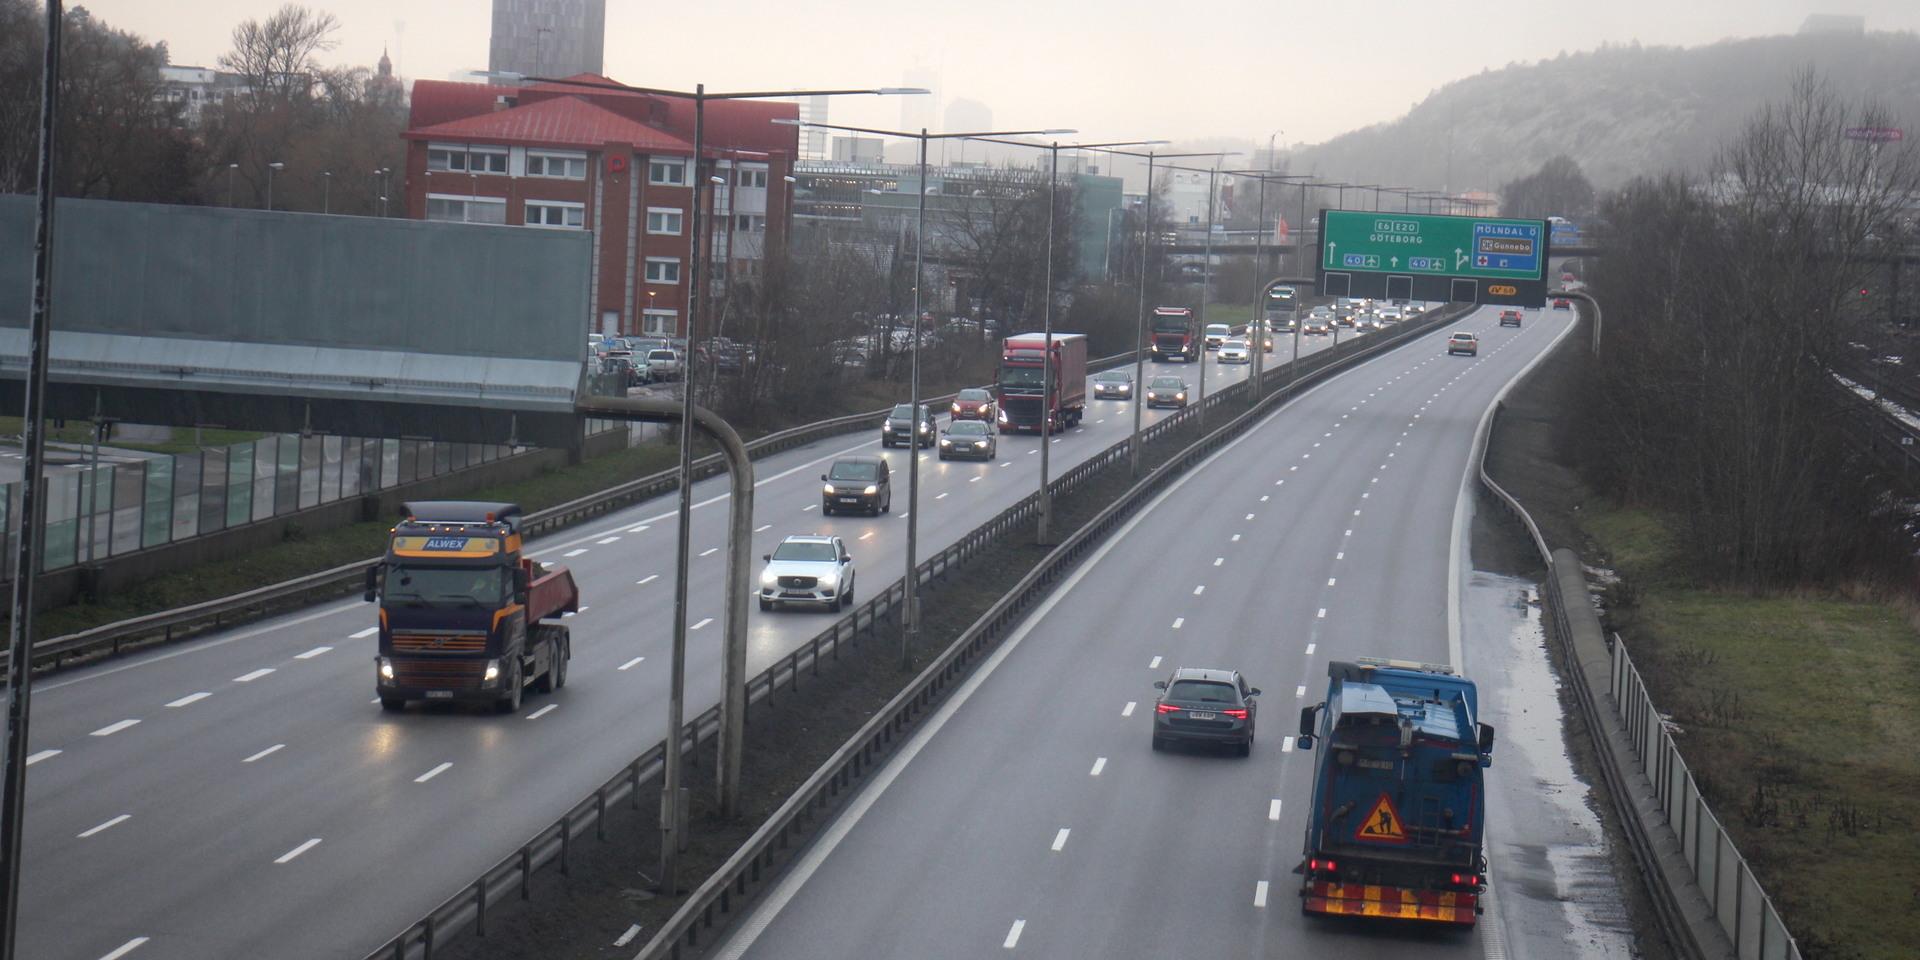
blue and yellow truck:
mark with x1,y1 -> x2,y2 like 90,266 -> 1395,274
1295,658 -> 1495,926
364,501 -> 577,713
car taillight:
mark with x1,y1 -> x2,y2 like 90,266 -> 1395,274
1155,703 -> 1180,714
1222,708 -> 1248,719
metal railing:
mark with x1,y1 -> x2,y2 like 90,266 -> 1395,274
1476,363 -> 1802,956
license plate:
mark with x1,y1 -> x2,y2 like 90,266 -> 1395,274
1189,711 -> 1217,720
426,690 -> 454,699
839,497 -> 862,504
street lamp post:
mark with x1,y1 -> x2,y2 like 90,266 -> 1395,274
227,162 -> 238,206
265,161 -> 284,210
322,170 -> 331,214
780,118 -> 1077,633
492,76 -> 926,895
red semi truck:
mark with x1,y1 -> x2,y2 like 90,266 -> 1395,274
997,332 -> 1088,433
1150,307 -> 1199,362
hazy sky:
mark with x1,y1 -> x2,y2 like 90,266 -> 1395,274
80,1 -> 1920,146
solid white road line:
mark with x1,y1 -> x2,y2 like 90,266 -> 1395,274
562,548 -> 589,558
165,692 -> 211,708
619,656 -> 646,671
1122,701 -> 1136,717
24,749 -> 59,765
613,924 -> 643,948
274,838 -> 322,864
1149,656 -> 1162,669
526,704 -> 558,720
693,618 -> 714,630
637,575 -> 659,585
295,646 -> 332,659
699,547 -> 719,557
350,627 -> 378,639
1089,757 -> 1107,776
754,524 -> 772,533
78,814 -> 130,838
1254,880 -> 1270,907
597,536 -> 621,545
243,744 -> 284,763
97,937 -> 149,960
859,532 -> 874,541
414,762 -> 452,783
233,668 -> 274,683
91,719 -> 139,737
1003,920 -> 1025,949
1051,828 -> 1070,852
1269,799 -> 1283,821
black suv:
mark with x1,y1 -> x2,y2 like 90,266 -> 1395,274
1151,667 -> 1260,756
821,456 -> 891,515
882,403 -> 937,448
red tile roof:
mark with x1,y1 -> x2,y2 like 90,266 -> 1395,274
405,94 -> 694,153
404,76 -> 798,159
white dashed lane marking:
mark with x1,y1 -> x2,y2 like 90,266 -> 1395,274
78,814 -> 131,838
165,692 -> 211,708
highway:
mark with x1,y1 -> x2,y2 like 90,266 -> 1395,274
715,307 -> 1583,959
8,332 -> 1360,960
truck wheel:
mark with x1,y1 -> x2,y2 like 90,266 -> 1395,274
551,640 -> 569,690
496,662 -> 523,714
379,697 -> 406,713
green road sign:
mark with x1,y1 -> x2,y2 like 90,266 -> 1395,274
1319,211 -> 1546,281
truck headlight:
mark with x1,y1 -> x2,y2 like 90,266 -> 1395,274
484,660 -> 501,682
823,482 -> 836,495
378,657 -> 394,680
863,484 -> 878,495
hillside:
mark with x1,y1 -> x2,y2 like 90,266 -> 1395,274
1288,31 -> 1920,193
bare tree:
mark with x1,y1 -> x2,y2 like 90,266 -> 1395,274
1499,155 -> 1596,220
218,4 -> 339,108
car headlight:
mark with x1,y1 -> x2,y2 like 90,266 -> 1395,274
761,570 -> 778,586
940,438 -> 952,446
952,403 -> 962,414
378,657 -> 394,680
483,659 -> 500,682
863,484 -> 878,495
974,440 -> 988,448
919,423 -> 931,433
1176,392 -> 1186,401
824,482 -> 836,495
1146,392 -> 1157,400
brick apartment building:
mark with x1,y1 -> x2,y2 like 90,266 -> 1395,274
402,74 -> 796,337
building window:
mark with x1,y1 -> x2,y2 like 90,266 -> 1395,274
642,309 -> 677,336
646,207 -> 684,235
649,159 -> 688,186
735,168 -> 768,188
526,150 -> 587,179
425,194 -> 506,225
428,143 -> 508,175
525,200 -> 585,229
645,258 -> 681,284
735,214 -> 766,233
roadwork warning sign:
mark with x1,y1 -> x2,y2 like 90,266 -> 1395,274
1355,794 -> 1409,844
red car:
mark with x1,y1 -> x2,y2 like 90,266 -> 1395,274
950,387 -> 996,421
1552,298 -> 1572,310
1498,310 -> 1522,328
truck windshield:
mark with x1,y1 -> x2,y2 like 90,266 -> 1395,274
1000,367 -> 1046,390
385,565 -> 506,606
1152,317 -> 1190,333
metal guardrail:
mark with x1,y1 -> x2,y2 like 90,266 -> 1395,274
8,354 -> 1140,679
620,308 -> 1470,960
1478,397 -> 1801,953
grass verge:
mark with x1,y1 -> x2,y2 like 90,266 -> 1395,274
1486,316 -> 1920,960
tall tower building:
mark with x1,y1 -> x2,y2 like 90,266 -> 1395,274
489,0 -> 606,80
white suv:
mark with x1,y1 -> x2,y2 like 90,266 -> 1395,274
759,535 -> 856,611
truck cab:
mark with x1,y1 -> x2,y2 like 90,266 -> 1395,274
365,501 -> 577,713
1296,658 -> 1495,926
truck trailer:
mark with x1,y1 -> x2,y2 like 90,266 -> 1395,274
1295,658 -> 1495,926
997,332 -> 1088,433
365,501 -> 577,713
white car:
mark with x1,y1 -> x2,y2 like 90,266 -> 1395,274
759,535 -> 856,611
1217,339 -> 1251,364
644,348 -> 683,381
1203,323 -> 1232,349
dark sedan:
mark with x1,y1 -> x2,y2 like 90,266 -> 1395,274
937,420 -> 997,461
1144,375 -> 1189,409
881,403 -> 936,448
1092,369 -> 1135,400
1151,667 -> 1260,756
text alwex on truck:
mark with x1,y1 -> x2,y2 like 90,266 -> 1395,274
1295,658 -> 1495,926
1149,306 -> 1199,362
364,501 -> 577,713
997,332 -> 1087,433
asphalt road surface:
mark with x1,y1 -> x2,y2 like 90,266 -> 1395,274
715,307 -> 1590,960
10,330 -> 1375,960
